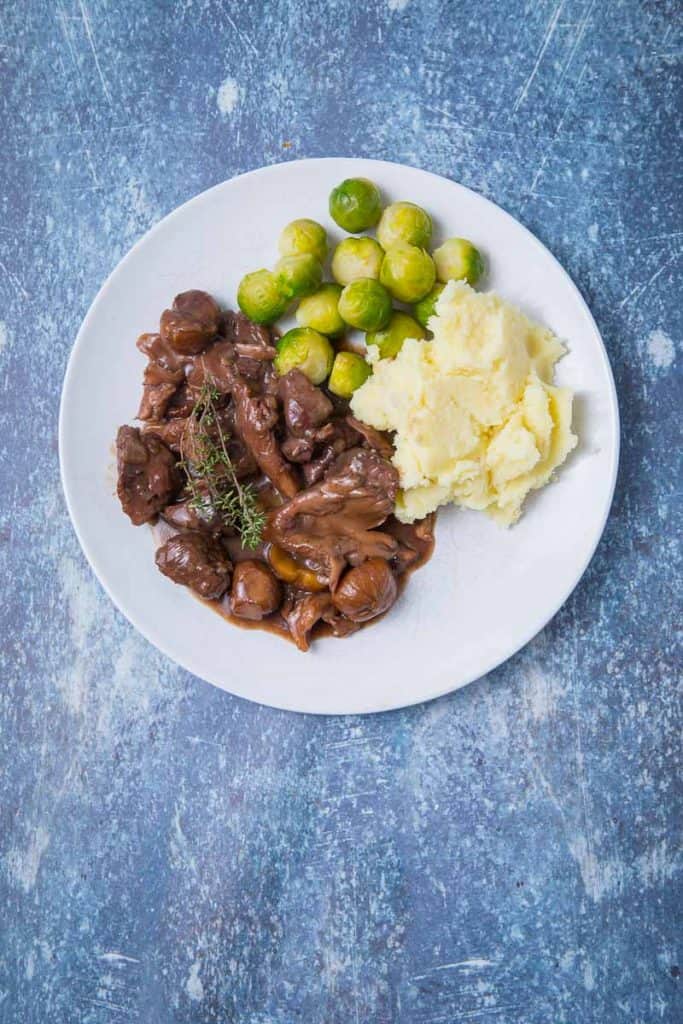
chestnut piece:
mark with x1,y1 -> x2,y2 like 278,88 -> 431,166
231,561 -> 282,621
333,558 -> 398,623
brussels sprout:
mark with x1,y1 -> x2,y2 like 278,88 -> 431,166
278,218 -> 328,263
273,327 -> 334,385
433,237 -> 485,285
377,201 -> 432,250
331,237 -> 384,286
366,311 -> 427,360
275,253 -> 323,300
329,177 -> 382,233
413,282 -> 446,328
379,243 -> 436,303
338,278 -> 392,332
328,351 -> 372,399
296,283 -> 345,336
237,269 -> 289,324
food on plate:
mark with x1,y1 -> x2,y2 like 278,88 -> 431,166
366,311 -> 427,360
379,242 -> 436,303
115,292 -> 434,650
295,283 -> 345,336
351,280 -> 577,526
328,351 -> 372,399
338,278 -> 392,331
329,177 -> 382,233
377,201 -> 432,250
237,269 -> 289,324
413,282 -> 446,328
278,218 -> 328,263
433,237 -> 484,286
274,327 -> 335,384
331,237 -> 384,285
114,181 -> 579,652
333,558 -> 398,622
230,561 -> 282,620
275,253 -> 323,300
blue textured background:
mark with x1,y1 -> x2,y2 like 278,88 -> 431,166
1,1 -> 681,1021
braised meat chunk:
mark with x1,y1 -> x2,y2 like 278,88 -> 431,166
156,532 -> 232,600
114,288 -> 435,651
160,290 -> 221,355
116,426 -> 180,525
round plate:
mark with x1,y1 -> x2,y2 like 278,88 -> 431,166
59,158 -> 619,715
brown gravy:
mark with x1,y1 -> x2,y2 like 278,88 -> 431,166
151,514 -> 435,650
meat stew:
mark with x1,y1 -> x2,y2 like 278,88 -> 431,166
115,290 -> 434,651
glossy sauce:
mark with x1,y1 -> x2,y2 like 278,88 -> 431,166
151,514 -> 435,649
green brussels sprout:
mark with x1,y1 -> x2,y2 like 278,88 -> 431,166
296,283 -> 345,336
377,201 -> 432,250
278,218 -> 328,263
274,327 -> 334,385
413,282 -> 446,329
366,311 -> 427,360
237,269 -> 289,324
338,278 -> 392,332
433,237 -> 484,285
379,243 -> 436,303
331,237 -> 384,286
328,351 -> 372,399
275,253 -> 323,300
329,177 -> 382,233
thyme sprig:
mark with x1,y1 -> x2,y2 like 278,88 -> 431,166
179,381 -> 266,549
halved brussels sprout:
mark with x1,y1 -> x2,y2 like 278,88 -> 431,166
275,253 -> 323,300
329,178 -> 382,233
273,327 -> 334,384
328,351 -> 372,399
331,237 -> 384,286
377,201 -> 432,250
413,282 -> 446,328
366,311 -> 427,360
338,278 -> 392,332
278,218 -> 328,263
296,283 -> 345,336
379,243 -> 436,303
237,269 -> 289,324
433,237 -> 484,285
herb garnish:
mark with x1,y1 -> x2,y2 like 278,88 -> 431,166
179,381 -> 266,549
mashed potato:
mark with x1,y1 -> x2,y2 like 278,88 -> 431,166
350,280 -> 577,526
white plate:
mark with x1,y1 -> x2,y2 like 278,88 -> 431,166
59,158 -> 619,715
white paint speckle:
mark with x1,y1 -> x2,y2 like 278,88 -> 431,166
25,951 -> 35,981
636,839 -> 676,885
568,834 -> 622,902
644,329 -> 675,370
387,0 -> 411,9
97,952 -> 141,964
523,664 -> 563,721
8,826 -> 50,893
588,223 -> 598,242
583,961 -> 595,991
217,77 -> 240,115
580,168 -> 589,181
186,960 -> 204,1002
0,322 -> 8,356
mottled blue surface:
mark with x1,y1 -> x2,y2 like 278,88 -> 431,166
1,1 -> 681,1021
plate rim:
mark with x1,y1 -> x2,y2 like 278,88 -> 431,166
59,156 -> 621,715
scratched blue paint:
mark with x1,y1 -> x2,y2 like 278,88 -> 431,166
0,1 -> 681,1022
